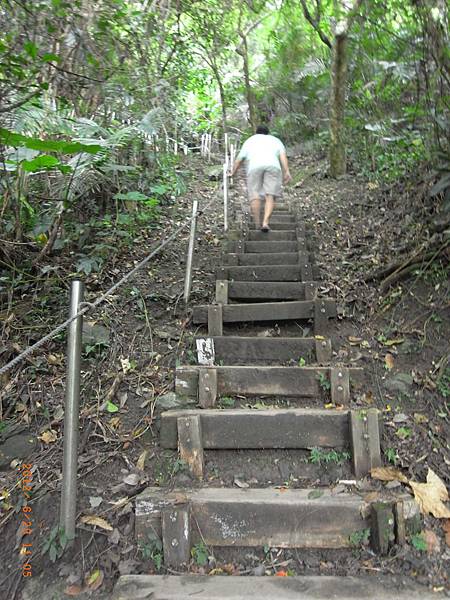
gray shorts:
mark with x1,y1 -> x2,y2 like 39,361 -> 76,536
247,166 -> 282,199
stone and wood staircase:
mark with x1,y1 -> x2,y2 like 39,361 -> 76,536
112,197 -> 428,599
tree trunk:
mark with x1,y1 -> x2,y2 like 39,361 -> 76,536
329,29 -> 348,177
211,62 -> 228,133
239,35 -> 257,130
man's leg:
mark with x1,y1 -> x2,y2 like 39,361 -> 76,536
250,197 -> 261,228
261,167 -> 281,230
247,168 -> 263,228
262,194 -> 274,229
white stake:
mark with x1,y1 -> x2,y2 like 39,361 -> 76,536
184,200 -> 199,303
224,133 -> 228,163
223,162 -> 228,232
207,133 -> 212,162
229,143 -> 235,187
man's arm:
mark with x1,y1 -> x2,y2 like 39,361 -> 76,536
231,158 -> 243,177
279,151 -> 292,184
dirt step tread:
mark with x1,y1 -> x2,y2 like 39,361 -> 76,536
246,230 -> 298,241
216,265 -> 320,282
226,281 -> 315,300
112,575 -> 437,600
227,241 -> 308,253
224,252 -> 313,266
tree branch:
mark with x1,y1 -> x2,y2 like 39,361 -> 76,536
0,90 -> 40,113
299,0 -> 332,48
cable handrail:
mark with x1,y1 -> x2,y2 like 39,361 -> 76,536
0,188 -> 218,377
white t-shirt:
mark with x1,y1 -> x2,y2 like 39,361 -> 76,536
237,134 -> 285,173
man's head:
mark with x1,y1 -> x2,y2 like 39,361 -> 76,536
256,125 -> 269,135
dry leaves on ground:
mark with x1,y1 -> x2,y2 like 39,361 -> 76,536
384,353 -> 395,370
80,515 -> 113,531
371,466 -> 408,484
409,469 -> 450,519
371,467 -> 450,519
39,429 -> 58,444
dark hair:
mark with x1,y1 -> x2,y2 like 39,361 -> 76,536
256,125 -> 269,135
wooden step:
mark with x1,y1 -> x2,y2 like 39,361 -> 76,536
227,281 -> 316,301
134,487 -> 420,559
247,230 -> 298,241
161,408 -> 381,479
227,240 -> 307,253
194,335 -> 331,365
175,365 -> 363,404
248,222 -> 298,230
216,265 -> 320,282
260,213 -> 296,222
113,575 -> 435,600
223,252 -> 312,266
193,298 -> 335,330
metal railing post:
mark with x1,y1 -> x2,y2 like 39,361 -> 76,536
60,280 -> 84,541
184,200 -> 199,303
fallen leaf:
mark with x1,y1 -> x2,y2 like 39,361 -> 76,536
136,450 -> 148,471
384,353 -> 395,370
48,354 -> 63,366
308,490 -> 324,499
64,585 -> 85,596
383,338 -> 404,346
409,469 -> 450,519
109,496 -> 129,508
106,401 -> 119,413
89,496 -> 103,508
371,466 -> 408,484
109,528 -> 121,545
443,520 -> 450,547
85,569 -> 104,591
393,413 -> 408,423
80,515 -> 113,531
423,529 -> 440,554
123,473 -> 140,486
414,413 -> 428,424
324,402 -> 345,410
348,336 -> 363,345
53,405 -> 64,421
234,478 -> 249,489
118,391 -> 128,408
120,358 -> 134,373
39,429 -> 58,444
109,416 -> 122,429
364,491 -> 381,503
276,570 -> 288,577
360,391 -> 374,405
